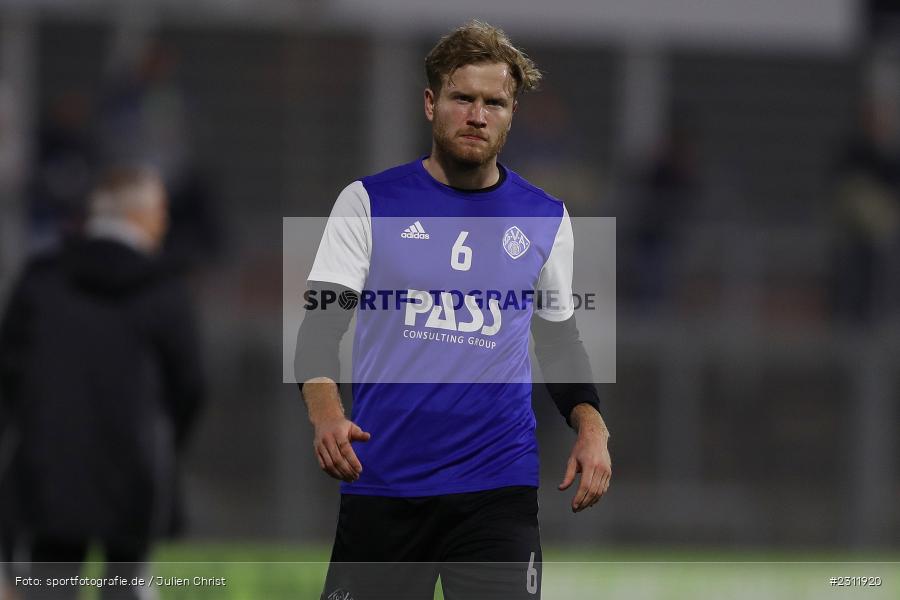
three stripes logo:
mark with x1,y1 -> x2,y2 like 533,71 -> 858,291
401,221 -> 430,240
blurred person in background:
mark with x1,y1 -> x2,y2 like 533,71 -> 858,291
98,40 -> 223,272
829,95 -> 900,323
26,91 -> 97,254
624,118 -> 699,312
501,90 -> 600,216
1,397 -> 16,600
297,20 -> 611,600
0,166 -> 205,599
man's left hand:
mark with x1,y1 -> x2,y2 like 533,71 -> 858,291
558,405 -> 611,513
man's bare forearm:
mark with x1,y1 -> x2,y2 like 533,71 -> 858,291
301,377 -> 345,425
570,403 -> 610,439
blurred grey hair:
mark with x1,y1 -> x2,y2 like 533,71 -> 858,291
88,165 -> 164,218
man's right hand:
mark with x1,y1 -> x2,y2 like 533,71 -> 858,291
312,415 -> 371,482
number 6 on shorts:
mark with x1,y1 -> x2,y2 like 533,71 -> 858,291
526,551 -> 538,595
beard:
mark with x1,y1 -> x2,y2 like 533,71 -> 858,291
432,114 -> 509,169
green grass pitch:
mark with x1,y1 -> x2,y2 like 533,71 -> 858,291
71,544 -> 900,599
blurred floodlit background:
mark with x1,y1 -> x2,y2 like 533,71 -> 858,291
0,0 -> 898,584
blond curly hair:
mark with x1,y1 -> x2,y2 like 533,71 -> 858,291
425,20 -> 542,97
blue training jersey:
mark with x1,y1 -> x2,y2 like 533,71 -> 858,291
308,158 -> 574,496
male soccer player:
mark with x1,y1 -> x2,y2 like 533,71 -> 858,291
296,20 -> 611,600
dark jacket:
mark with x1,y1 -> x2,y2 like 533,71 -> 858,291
0,237 -> 204,546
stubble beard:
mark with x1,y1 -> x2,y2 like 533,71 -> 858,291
432,115 -> 509,170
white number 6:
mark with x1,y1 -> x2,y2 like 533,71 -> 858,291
451,231 -> 472,271
526,551 -> 537,594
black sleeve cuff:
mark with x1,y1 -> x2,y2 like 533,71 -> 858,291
532,314 -> 602,427
545,383 -> 601,427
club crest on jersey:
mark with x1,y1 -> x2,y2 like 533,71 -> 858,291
502,226 -> 530,259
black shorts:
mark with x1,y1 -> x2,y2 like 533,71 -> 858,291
321,485 -> 542,600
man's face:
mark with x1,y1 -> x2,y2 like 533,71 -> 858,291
425,62 -> 517,167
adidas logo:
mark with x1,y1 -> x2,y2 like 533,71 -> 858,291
401,221 -> 430,240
